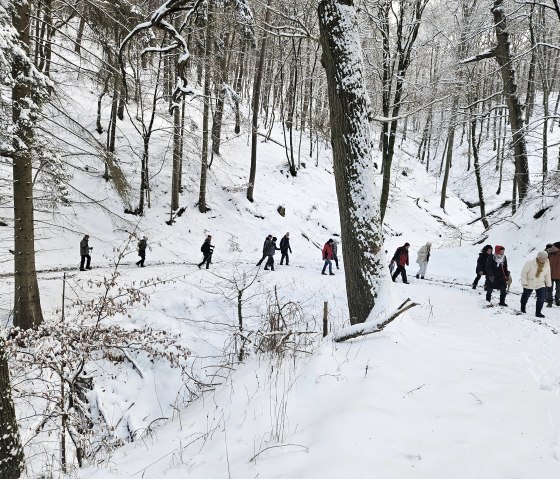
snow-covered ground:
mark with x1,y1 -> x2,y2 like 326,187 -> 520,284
1,48 -> 560,478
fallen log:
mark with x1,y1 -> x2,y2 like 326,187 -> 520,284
333,298 -> 419,343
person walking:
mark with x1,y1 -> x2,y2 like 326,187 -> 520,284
415,242 -> 431,279
256,235 -> 272,266
391,242 -> 410,283
485,245 -> 510,305
472,244 -> 493,289
264,237 -> 279,271
136,236 -> 148,267
279,233 -> 292,265
198,235 -> 214,269
520,251 -> 551,318
79,234 -> 93,271
546,242 -> 560,307
332,240 -> 340,269
321,239 -> 335,275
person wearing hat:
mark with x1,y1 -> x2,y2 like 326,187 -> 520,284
256,235 -> 273,266
79,234 -> 93,271
415,242 -> 432,279
472,244 -> 493,289
136,236 -> 148,267
391,242 -> 410,284
546,242 -> 560,307
485,245 -> 510,306
198,235 -> 214,269
520,251 -> 551,317
264,236 -> 279,271
321,238 -> 335,275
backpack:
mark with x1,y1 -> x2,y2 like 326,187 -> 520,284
200,243 -> 205,252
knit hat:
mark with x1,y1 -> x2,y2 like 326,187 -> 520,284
404,242 -> 410,247
554,242 -> 560,249
537,251 -> 548,259
426,242 -> 432,246
494,245 -> 505,254
482,244 -> 492,252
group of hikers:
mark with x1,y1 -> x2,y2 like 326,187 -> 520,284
79,233 -> 560,318
389,240 -> 560,318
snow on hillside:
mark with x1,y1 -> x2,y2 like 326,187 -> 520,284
2,45 -> 560,478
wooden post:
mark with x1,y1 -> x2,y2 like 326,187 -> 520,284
323,301 -> 328,337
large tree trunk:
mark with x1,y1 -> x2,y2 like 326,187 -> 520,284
318,0 -> 386,325
492,0 -> 530,202
0,338 -> 23,479
12,0 -> 44,329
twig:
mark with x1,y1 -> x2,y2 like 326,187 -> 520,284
249,443 -> 309,463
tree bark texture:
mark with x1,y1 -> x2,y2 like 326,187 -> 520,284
491,0 -> 530,202
318,0 -> 386,325
0,337 -> 24,479
12,0 -> 44,329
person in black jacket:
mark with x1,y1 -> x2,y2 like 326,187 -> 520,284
256,235 -> 272,266
279,233 -> 292,265
485,245 -> 510,306
264,237 -> 279,271
136,236 -> 148,267
390,243 -> 410,284
472,244 -> 493,289
79,234 -> 93,271
198,235 -> 214,269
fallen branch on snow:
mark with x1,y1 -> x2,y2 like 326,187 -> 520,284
333,298 -> 419,343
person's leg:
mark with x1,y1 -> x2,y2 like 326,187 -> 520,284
322,260 -> 329,274
554,279 -> 560,305
328,259 -> 333,275
264,256 -> 272,270
536,287 -> 546,316
270,256 -> 275,271
401,267 -> 408,284
421,262 -> 428,278
520,288 -> 532,312
473,274 -> 481,288
86,254 -> 91,269
485,287 -> 492,302
80,255 -> 85,270
204,254 -> 211,269
256,254 -> 266,266
140,252 -> 145,267
391,266 -> 400,282
285,252 -> 289,266
499,286 -> 507,305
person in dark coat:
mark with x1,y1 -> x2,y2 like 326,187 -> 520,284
279,233 -> 292,265
264,237 -> 279,271
546,242 -> 560,307
485,245 -> 510,305
80,234 -> 92,271
198,235 -> 214,269
391,242 -> 410,283
136,236 -> 148,267
472,244 -> 493,289
256,235 -> 272,266
321,239 -> 335,275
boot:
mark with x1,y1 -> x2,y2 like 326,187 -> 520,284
499,301 -> 508,307
556,299 -> 560,306
546,302 -> 552,308
415,274 -> 419,279
536,311 -> 545,318
321,272 -> 327,275
472,283 -> 476,289
520,303 -> 526,314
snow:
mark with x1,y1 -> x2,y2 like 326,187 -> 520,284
1,9 -> 560,479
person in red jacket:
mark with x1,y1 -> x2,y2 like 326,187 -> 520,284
391,242 -> 410,284
321,239 -> 335,276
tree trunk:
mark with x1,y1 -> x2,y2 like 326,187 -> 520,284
469,95 -> 489,229
12,0 -> 44,329
318,0 -> 386,325
171,101 -> 181,211
0,338 -> 24,479
75,16 -> 86,54
492,0 -> 530,202
247,0 -> 272,203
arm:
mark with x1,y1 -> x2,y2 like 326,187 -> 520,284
520,262 -> 529,288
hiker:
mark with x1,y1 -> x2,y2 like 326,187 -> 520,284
520,251 -> 551,318
256,235 -> 272,266
136,236 -> 148,267
333,240 -> 340,269
472,244 -> 493,289
279,233 -> 292,265
415,242 -> 431,279
321,238 -> 335,276
391,242 -> 410,284
485,245 -> 510,306
264,237 -> 279,271
546,242 -> 560,307
80,234 -> 93,271
198,235 -> 214,269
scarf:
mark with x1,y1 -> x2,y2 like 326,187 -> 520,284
493,253 -> 505,265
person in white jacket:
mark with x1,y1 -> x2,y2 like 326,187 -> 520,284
415,242 -> 432,279
520,251 -> 552,318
